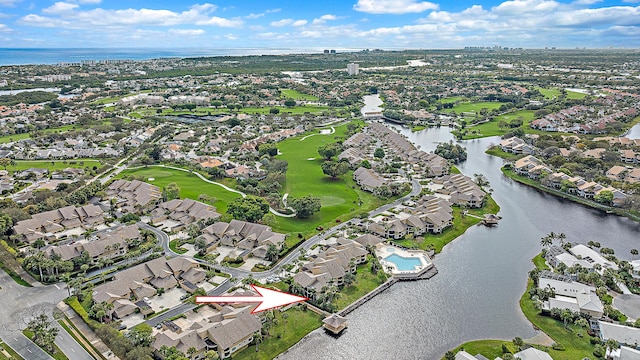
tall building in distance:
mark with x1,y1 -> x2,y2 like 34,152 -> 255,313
347,63 -> 359,76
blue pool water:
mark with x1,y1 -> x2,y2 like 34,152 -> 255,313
384,254 -> 421,271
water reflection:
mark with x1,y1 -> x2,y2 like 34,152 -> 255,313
279,125 -> 639,360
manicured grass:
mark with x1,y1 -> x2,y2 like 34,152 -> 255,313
116,167 -> 241,213
169,240 -> 187,254
446,101 -> 506,114
463,110 -> 536,139
400,195 -> 500,253
536,87 -> 561,99
280,89 -> 319,101
272,122 -> 389,236
485,147 -> 522,161
411,125 -> 426,132
450,340 -> 517,360
334,258 -> 388,311
233,307 -> 323,360
532,253 -> 550,270
0,132 -> 30,144
439,97 -> 465,104
0,341 -> 24,360
566,90 -> 588,100
9,159 -> 103,173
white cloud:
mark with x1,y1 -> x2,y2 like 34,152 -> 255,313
76,0 -> 101,4
292,19 -> 307,26
0,23 -> 10,32
573,0 -> 602,4
224,33 -> 238,40
168,28 -> 205,36
353,0 -> 439,14
245,8 -> 281,19
312,14 -> 338,24
0,0 -> 20,7
196,16 -> 243,27
43,2 -> 79,14
21,3 -> 242,29
270,18 -> 293,27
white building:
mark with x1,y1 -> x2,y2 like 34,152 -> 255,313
347,63 -> 359,75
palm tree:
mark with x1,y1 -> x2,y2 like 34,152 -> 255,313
560,309 -> 573,328
631,249 -> 638,260
557,232 -> 567,246
540,235 -> 553,248
254,331 -> 263,352
605,339 -> 619,354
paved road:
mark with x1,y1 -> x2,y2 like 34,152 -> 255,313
53,322 -> 93,360
0,271 -> 74,360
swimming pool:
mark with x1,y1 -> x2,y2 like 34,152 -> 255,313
384,253 -> 422,271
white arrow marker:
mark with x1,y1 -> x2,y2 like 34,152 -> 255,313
196,285 -> 308,314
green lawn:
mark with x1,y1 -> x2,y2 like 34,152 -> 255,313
280,89 -> 319,101
0,133 -> 30,144
536,87 -> 561,99
485,147 -> 523,161
566,90 -> 588,100
233,307 -> 323,360
116,167 -> 241,213
334,258 -> 388,310
9,159 -> 103,173
272,122 -> 389,236
450,340 -> 517,360
461,110 -> 536,139
447,101 -> 506,114
535,87 -> 587,100
439,97 -> 466,104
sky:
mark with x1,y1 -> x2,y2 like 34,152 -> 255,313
0,0 -> 639,49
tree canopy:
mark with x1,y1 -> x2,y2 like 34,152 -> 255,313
289,195 -> 322,218
227,195 -> 270,222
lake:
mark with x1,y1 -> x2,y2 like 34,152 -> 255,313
278,125 -> 640,360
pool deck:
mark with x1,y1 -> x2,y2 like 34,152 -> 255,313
375,243 -> 436,279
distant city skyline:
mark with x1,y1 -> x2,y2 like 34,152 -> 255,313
0,0 -> 639,49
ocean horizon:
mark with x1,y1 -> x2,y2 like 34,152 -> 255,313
0,47 -> 345,66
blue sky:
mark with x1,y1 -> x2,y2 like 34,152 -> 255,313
0,0 -> 639,49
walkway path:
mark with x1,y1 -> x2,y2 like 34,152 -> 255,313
128,164 -> 298,218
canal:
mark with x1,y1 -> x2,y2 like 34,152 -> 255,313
279,125 -> 640,360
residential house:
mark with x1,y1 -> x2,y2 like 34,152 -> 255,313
539,276 -> 603,318
92,257 -> 205,318
353,167 -> 389,193
198,220 -> 285,259
106,179 -> 161,214
499,137 -> 537,155
293,239 -> 367,299
432,174 -> 486,208
43,224 -> 139,263
152,291 -> 262,359
13,204 -> 104,243
151,199 -> 220,232
599,321 -> 640,347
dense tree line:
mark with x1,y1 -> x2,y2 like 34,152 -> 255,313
0,91 -> 57,106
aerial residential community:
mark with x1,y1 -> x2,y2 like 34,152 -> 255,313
1,1 -> 640,360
